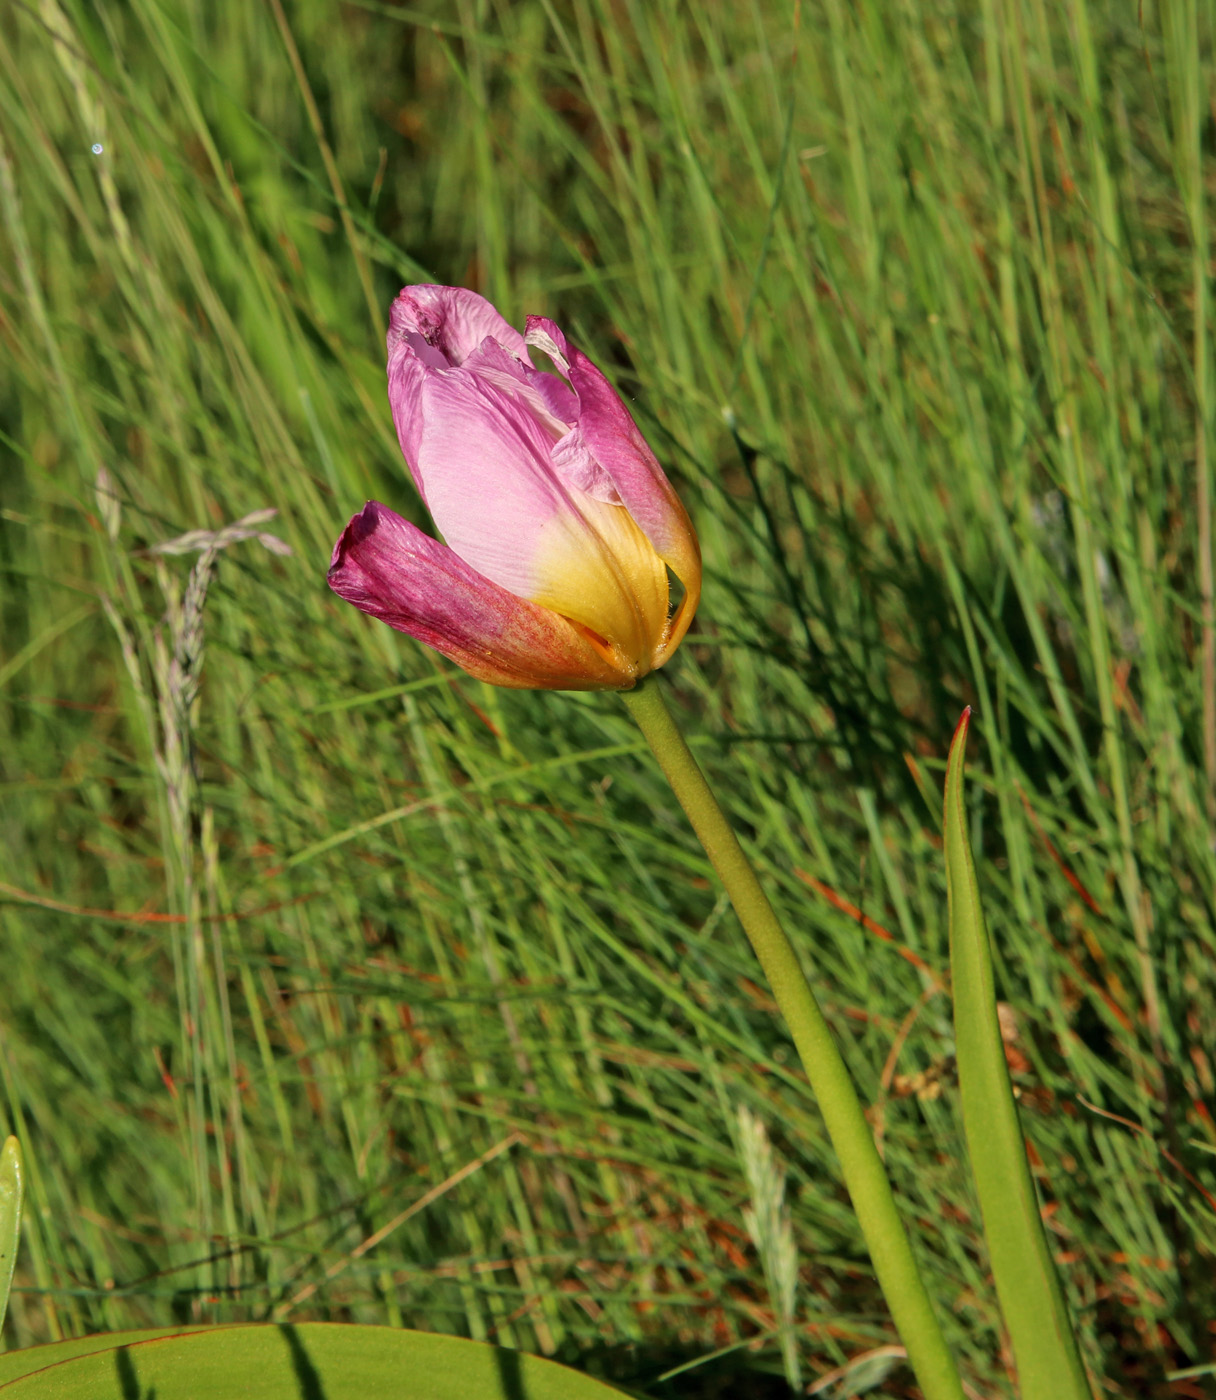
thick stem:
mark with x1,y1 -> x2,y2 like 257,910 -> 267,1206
621,674 -> 964,1400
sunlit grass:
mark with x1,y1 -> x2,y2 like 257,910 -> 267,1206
1,1 -> 1214,1394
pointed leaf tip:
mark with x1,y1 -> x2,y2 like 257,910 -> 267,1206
942,719 -> 1092,1400
945,710 -> 972,825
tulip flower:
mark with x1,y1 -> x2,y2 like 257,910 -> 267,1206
328,285 -> 701,689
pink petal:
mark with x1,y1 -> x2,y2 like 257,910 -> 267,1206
388,341 -> 666,661
327,503 -> 634,689
550,421 -> 624,503
385,342 -> 431,503
388,285 -> 527,368
524,317 -> 689,553
525,316 -> 702,663
408,367 -> 578,603
462,336 -> 578,436
387,305 -> 579,510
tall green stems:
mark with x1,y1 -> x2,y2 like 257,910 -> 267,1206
621,675 -> 964,1400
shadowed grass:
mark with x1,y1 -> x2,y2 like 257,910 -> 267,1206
1,1 -> 1214,1395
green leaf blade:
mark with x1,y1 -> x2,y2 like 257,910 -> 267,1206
0,1324 -> 634,1399
0,1328 -> 211,1386
0,1137 -> 23,1336
944,711 -> 1092,1400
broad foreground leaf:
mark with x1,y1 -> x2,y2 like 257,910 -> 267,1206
0,1138 -> 22,1335
0,1323 -> 632,1399
944,712 -> 1092,1400
0,1329 -> 208,1385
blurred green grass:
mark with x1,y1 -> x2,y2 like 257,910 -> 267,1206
1,0 -> 1214,1394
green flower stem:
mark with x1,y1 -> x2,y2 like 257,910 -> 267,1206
621,675 -> 964,1400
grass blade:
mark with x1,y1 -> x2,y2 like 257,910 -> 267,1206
0,1136 -> 23,1334
944,711 -> 1091,1400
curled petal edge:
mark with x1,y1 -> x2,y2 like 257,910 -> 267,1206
388,285 -> 527,366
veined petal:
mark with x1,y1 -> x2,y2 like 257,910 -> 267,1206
524,316 -> 697,560
461,336 -> 578,439
386,341 -> 430,503
386,324 -> 576,531
396,364 -> 669,666
409,367 -> 577,600
529,494 -> 669,666
387,317 -> 578,509
525,316 -> 702,664
327,502 -> 634,689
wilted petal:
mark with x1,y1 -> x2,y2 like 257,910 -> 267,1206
525,316 -> 702,663
549,418 -> 620,503
462,336 -> 578,437
388,285 -> 527,368
408,368 -> 576,601
384,356 -> 664,663
388,300 -> 580,511
525,317 -> 694,557
327,502 -> 634,689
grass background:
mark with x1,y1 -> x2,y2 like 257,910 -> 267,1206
2,0 -> 1215,1395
